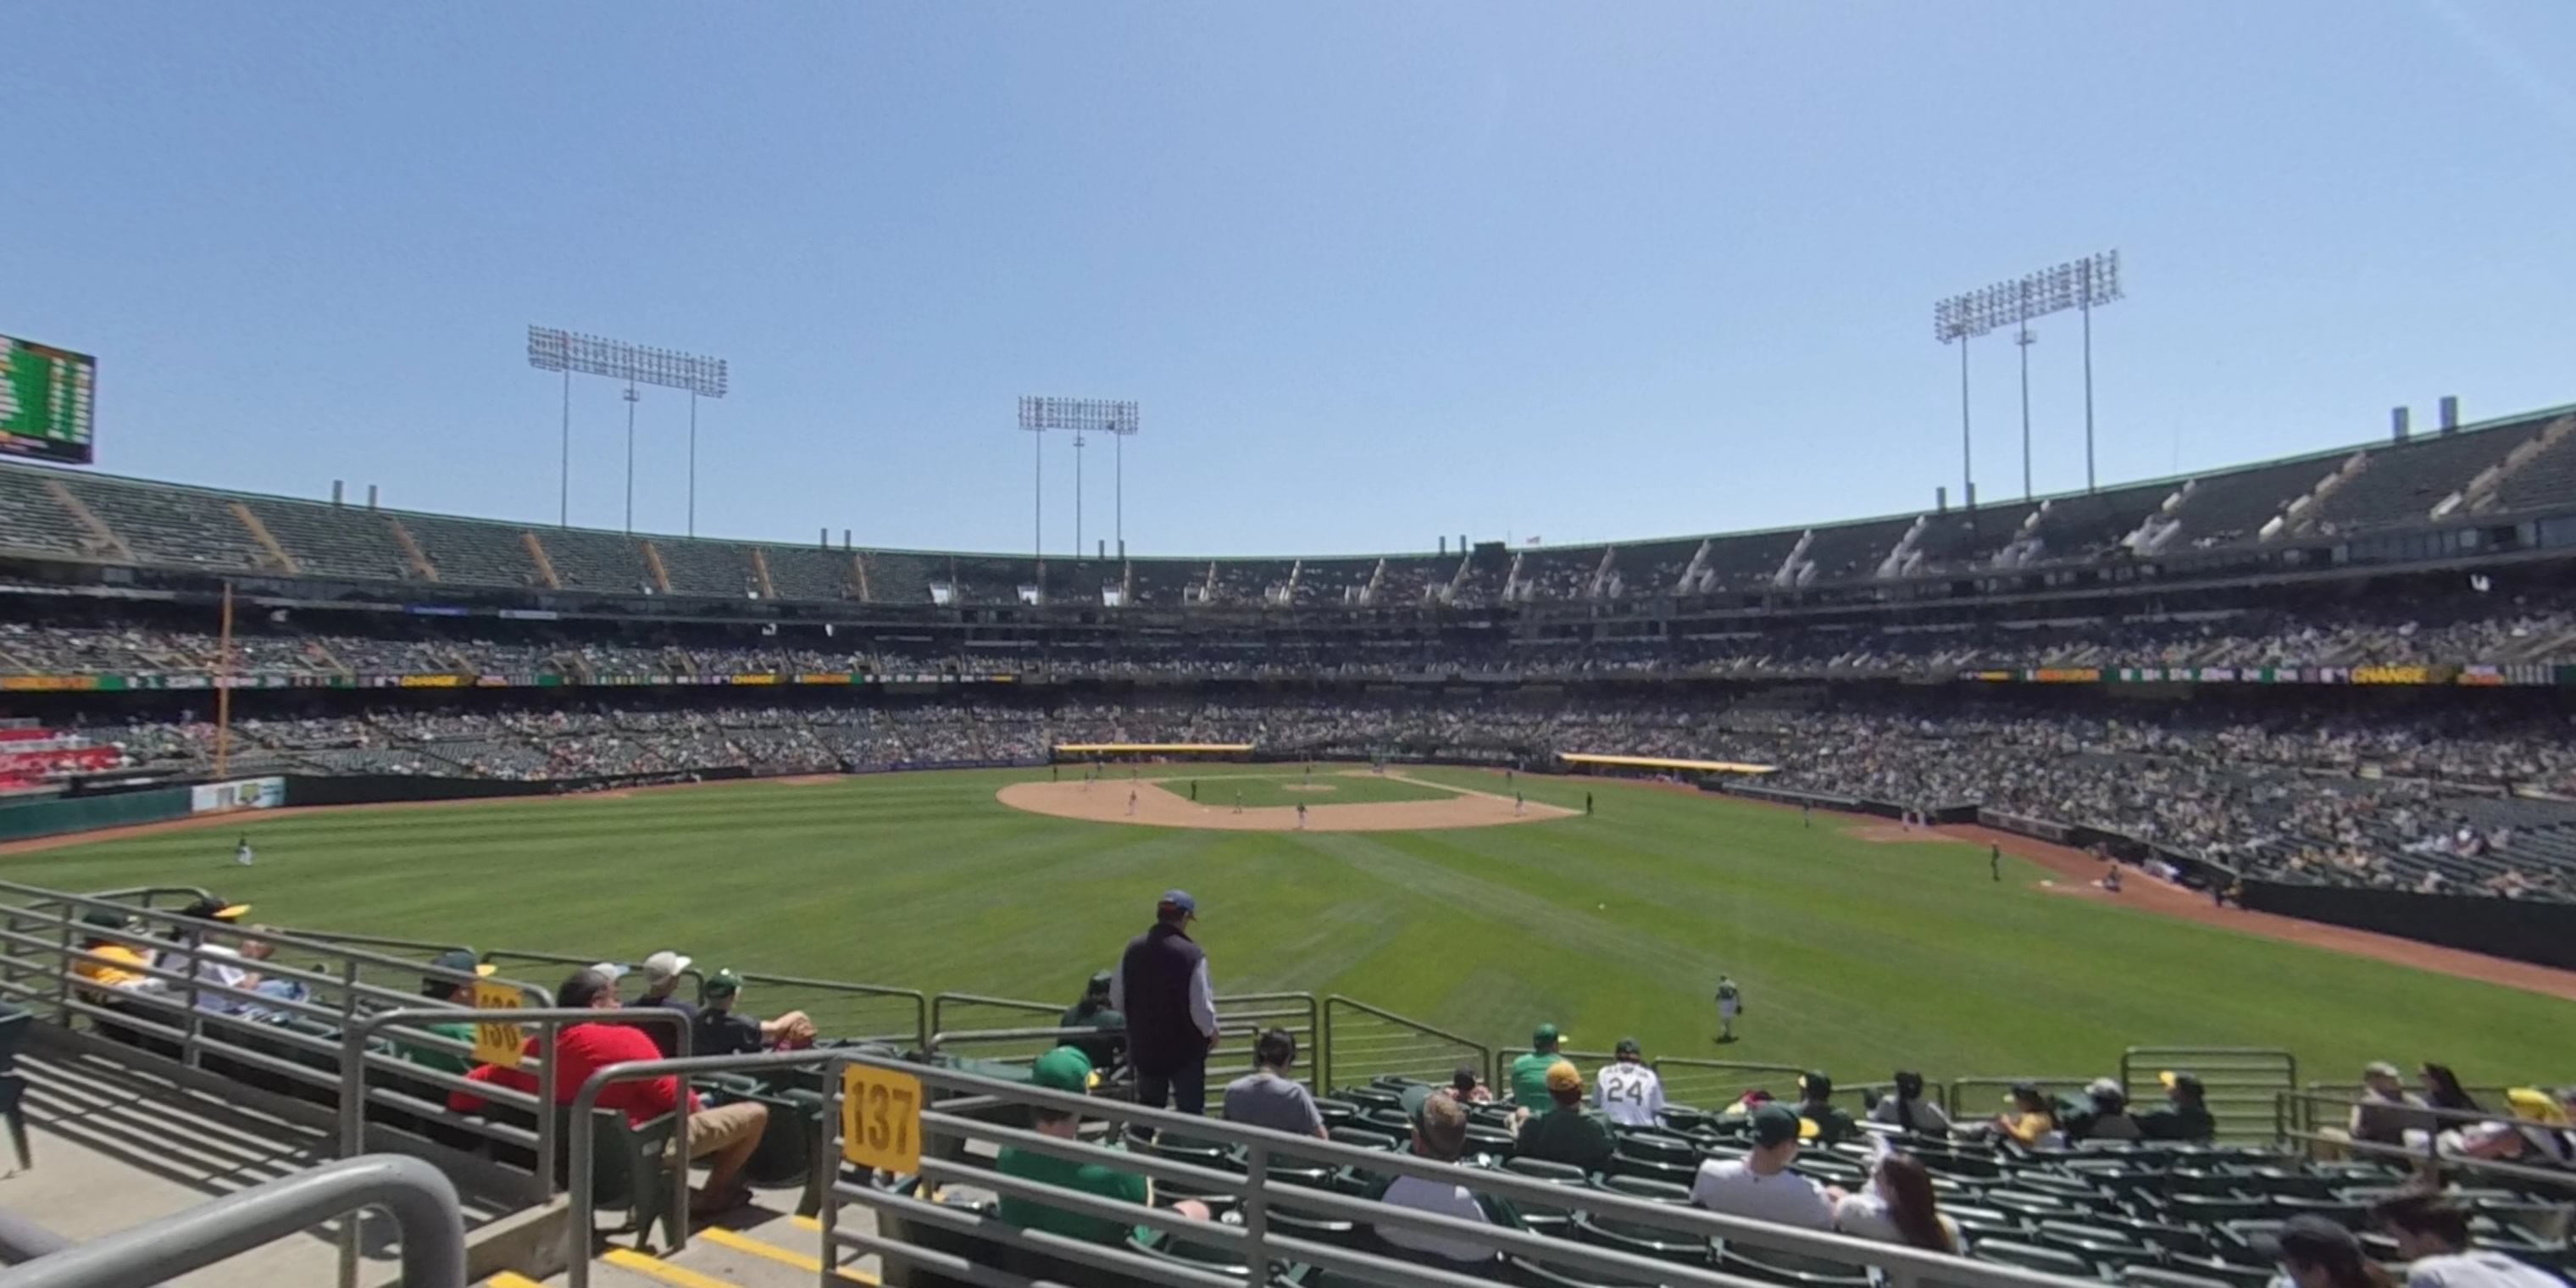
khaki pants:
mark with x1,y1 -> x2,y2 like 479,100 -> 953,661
666,1101 -> 767,1163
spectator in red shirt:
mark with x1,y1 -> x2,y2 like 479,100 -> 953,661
452,967 -> 768,1216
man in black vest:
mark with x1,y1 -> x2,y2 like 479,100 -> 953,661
1109,889 -> 1218,1123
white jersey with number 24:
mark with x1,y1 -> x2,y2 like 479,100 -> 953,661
1595,1062 -> 1666,1127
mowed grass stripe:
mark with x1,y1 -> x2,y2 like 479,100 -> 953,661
7,770 -> 2570,1084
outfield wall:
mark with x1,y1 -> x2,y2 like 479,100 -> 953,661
0,786 -> 192,841
2241,880 -> 2576,970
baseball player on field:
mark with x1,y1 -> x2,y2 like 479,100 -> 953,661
1714,974 -> 1743,1043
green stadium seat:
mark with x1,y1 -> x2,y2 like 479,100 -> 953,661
1593,1174 -> 1690,1205
1570,1210 -> 1712,1268
2159,1254 -> 2282,1288
1506,1253 -> 1670,1287
1984,1190 -> 2080,1224
1328,1126 -> 1401,1152
1310,1097 -> 1360,1130
1714,1244 -> 1875,1288
729,1086 -> 830,1214
2121,1268 -> 2241,1288
2173,1193 -> 2276,1224
2268,1195 -> 2368,1226
2032,1220 -> 2156,1267
1130,1219 -> 1260,1279
564,1104 -> 682,1252
1607,1130 -> 1697,1166
1360,1108 -> 1414,1135
1499,1156 -> 1590,1236
1268,1203 -> 1364,1250
1972,1238 -> 2096,1279
2091,1212 -> 2212,1257
1604,1150 -> 1697,1189
1340,1088 -> 1403,1114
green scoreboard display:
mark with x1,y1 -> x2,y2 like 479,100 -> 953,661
0,335 -> 97,465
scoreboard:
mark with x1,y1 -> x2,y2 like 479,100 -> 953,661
0,336 -> 96,465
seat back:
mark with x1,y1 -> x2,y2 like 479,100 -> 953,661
1973,1238 -> 2096,1278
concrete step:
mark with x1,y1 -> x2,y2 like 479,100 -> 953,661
664,1209 -> 880,1287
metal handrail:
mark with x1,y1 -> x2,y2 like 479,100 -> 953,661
0,1213 -> 70,1269
564,1050 -> 835,1288
928,990 -> 1060,1039
2277,1112 -> 2576,1191
0,1154 -> 464,1288
818,1048 -> 2103,1288
335,1006 -> 687,1288
1321,994 -> 1491,1090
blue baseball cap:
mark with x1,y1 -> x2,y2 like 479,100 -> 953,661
1158,890 -> 1197,916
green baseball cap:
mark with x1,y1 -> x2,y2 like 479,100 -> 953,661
704,969 -> 743,999
1031,1046 -> 1094,1093
1399,1083 -> 1435,1126
1749,1102 -> 1803,1147
1533,1023 -> 1563,1048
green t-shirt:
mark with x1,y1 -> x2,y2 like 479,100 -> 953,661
395,1021 -> 478,1076
995,1143 -> 1151,1245
1508,1052 -> 1562,1107
1513,1105 -> 1616,1174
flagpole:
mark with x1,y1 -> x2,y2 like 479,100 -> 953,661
214,581 -> 235,780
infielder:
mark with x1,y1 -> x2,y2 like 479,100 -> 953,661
1232,788 -> 1243,814
1513,791 -> 1524,817
1295,802 -> 1307,830
1714,974 -> 1742,1043
1595,1037 -> 1666,1128
1127,788 -> 1138,818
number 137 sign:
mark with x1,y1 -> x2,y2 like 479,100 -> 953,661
841,1064 -> 924,1173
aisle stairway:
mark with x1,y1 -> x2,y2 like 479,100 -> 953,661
481,1211 -> 880,1287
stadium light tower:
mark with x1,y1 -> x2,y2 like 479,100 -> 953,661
527,327 -> 730,534
1019,397 -> 1141,566
1933,251 -> 2123,502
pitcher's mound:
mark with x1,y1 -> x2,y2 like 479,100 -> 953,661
998,776 -> 1576,832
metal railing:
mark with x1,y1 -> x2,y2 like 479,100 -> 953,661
0,1213 -> 69,1269
2278,1090 -> 2576,1190
563,1050 -> 839,1288
0,1153 -> 464,1288
815,1048 -> 2106,1288
1946,1074 -> 2097,1129
0,885 -> 558,1118
336,1006 -> 688,1288
2120,1046 -> 2295,1145
1649,1057 -> 1809,1110
489,949 -> 930,1051
1320,995 -> 1490,1091
929,990 -> 1059,1040
928,992 -> 1321,1087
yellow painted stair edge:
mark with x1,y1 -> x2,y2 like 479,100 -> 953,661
599,1247 -> 741,1288
698,1226 -> 879,1284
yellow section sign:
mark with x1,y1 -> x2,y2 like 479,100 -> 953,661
841,1064 -> 924,1174
470,980 -> 527,1068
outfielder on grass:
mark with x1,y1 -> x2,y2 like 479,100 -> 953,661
1715,974 -> 1743,1043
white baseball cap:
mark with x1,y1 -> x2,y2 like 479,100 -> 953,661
641,951 -> 691,983
588,962 -> 627,982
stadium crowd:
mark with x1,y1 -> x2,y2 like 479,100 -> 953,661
23,687 -> 2576,903
6,591 -> 2576,680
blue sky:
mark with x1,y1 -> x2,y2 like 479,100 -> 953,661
8,2 -> 2574,557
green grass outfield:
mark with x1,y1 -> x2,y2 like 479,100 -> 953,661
10,767 -> 2568,1087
